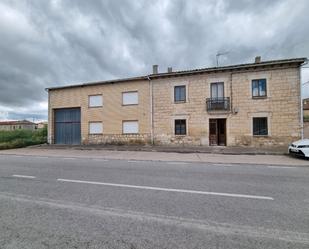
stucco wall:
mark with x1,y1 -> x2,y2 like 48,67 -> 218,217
48,80 -> 151,144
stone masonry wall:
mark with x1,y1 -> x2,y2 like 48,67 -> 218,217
152,66 -> 301,147
304,122 -> 309,139
88,133 -> 151,145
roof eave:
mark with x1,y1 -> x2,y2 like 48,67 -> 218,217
46,57 -> 307,91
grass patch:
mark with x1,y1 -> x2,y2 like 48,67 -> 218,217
304,115 -> 309,122
0,126 -> 47,150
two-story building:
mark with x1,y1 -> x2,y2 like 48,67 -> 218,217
47,57 -> 307,147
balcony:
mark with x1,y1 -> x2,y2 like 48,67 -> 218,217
206,97 -> 230,112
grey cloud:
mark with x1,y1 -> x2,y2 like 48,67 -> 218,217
0,0 -> 309,121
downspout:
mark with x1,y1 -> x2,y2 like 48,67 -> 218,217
147,75 -> 154,144
230,71 -> 233,114
229,71 -> 233,147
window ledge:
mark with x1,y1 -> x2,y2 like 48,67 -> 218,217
122,104 -> 139,106
253,135 -> 269,137
174,101 -> 187,104
88,106 -> 103,108
252,96 -> 267,99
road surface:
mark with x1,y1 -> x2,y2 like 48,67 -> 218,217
0,154 -> 308,248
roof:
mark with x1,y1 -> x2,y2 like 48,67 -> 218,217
0,120 -> 36,126
47,57 -> 307,91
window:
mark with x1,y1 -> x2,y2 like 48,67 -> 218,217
89,95 -> 103,107
175,119 -> 186,135
253,117 -> 268,136
211,82 -> 224,99
252,79 -> 266,98
174,85 -> 186,102
122,91 -> 138,105
123,121 -> 139,134
89,122 -> 103,134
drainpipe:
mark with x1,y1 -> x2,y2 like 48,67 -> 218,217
147,75 -> 154,144
230,71 -> 233,114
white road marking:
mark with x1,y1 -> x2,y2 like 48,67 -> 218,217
92,159 -> 109,162
12,174 -> 36,179
212,163 -> 235,167
167,162 -> 188,165
128,160 -> 144,163
0,192 -> 306,244
62,157 -> 75,160
57,178 -> 274,200
267,166 -> 296,169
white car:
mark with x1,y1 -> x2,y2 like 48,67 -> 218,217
288,139 -> 309,158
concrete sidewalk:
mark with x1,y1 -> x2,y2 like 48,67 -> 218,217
0,147 -> 308,166
32,144 -> 287,155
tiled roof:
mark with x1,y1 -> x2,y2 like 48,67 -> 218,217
47,57 -> 307,91
0,120 -> 36,125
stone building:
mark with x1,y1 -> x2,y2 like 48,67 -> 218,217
303,98 -> 309,117
47,57 -> 306,147
303,98 -> 309,138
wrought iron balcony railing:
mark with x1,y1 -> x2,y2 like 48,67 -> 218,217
206,97 -> 230,111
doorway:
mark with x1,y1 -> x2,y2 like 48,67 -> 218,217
209,119 -> 226,146
54,108 -> 81,145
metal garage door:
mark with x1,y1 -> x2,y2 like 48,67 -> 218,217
54,108 -> 81,145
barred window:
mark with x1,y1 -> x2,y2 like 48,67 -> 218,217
175,119 -> 186,135
253,117 -> 268,136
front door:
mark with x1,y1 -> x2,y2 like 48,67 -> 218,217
209,119 -> 226,146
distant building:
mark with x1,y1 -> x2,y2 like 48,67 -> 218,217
0,120 -> 37,131
303,98 -> 309,138
303,98 -> 309,117
36,121 -> 48,129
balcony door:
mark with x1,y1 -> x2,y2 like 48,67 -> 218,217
211,83 -> 225,110
209,119 -> 226,146
211,82 -> 224,99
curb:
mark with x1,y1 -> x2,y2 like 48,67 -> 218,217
28,145 -> 287,156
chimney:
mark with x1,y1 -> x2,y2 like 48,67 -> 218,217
255,56 -> 261,63
167,67 -> 173,73
152,65 -> 158,74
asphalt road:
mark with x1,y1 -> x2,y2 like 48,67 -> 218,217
0,154 -> 308,249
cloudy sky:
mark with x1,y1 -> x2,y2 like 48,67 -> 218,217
0,0 -> 309,121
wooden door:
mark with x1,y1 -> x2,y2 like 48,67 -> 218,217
217,119 -> 226,146
209,119 -> 218,146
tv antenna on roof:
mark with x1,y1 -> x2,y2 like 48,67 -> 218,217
216,51 -> 229,67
